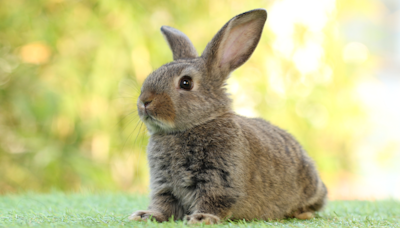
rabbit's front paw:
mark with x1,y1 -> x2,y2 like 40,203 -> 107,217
185,213 -> 220,225
128,210 -> 166,222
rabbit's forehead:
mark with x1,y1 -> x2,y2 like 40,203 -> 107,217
142,61 -> 203,91
145,64 -> 183,86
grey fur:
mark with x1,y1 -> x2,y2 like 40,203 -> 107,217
161,26 -> 198,60
130,9 -> 327,224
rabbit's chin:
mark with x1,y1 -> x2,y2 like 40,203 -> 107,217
141,115 -> 177,135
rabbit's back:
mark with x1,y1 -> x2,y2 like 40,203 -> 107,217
232,115 -> 327,219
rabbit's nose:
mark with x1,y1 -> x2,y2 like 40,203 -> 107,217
139,91 -> 155,108
143,99 -> 152,108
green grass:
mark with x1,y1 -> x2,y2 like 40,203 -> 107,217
0,192 -> 399,227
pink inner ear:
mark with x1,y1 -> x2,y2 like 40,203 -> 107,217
220,19 -> 260,68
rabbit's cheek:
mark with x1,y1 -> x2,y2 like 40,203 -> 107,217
150,93 -> 176,124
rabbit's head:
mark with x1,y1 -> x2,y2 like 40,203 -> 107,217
137,9 -> 267,134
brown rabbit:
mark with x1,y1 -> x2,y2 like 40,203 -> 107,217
129,9 -> 327,224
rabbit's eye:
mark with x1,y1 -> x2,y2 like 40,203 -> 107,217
179,76 -> 193,91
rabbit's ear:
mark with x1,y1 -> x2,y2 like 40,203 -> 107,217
161,26 -> 198,60
202,9 -> 267,82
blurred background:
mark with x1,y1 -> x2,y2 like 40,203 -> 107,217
0,0 -> 399,200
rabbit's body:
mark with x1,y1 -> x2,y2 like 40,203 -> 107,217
146,113 -> 326,221
130,9 -> 327,224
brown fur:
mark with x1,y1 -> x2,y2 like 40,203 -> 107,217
130,9 -> 327,224
139,91 -> 176,124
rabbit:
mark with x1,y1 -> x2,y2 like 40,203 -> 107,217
129,8 -> 327,225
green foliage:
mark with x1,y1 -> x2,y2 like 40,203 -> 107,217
1,193 -> 399,227
0,0 -> 377,193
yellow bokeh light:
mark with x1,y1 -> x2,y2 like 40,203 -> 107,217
343,42 -> 369,63
20,42 -> 51,64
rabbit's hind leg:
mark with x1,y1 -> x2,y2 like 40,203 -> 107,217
291,178 -> 327,220
287,207 -> 315,220
291,196 -> 326,220
293,211 -> 314,220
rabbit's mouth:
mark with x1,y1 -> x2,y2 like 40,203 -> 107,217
144,114 -> 155,122
141,113 -> 176,134
146,116 -> 167,127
